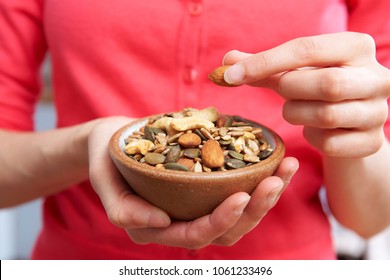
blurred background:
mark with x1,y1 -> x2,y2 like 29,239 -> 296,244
0,58 -> 389,260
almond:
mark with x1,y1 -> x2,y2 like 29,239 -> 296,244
201,139 -> 225,168
178,133 -> 202,148
208,65 -> 239,87
177,157 -> 195,170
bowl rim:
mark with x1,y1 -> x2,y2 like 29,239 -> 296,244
109,114 -> 285,181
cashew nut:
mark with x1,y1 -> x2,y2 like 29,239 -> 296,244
185,106 -> 219,122
170,117 -> 215,132
124,139 -> 155,155
151,116 -> 173,131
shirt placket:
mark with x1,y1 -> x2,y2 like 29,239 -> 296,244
176,0 -> 204,109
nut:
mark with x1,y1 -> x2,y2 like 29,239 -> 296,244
121,107 -> 274,172
201,139 -> 225,168
208,65 -> 239,87
186,106 -> 220,122
124,139 -> 155,155
170,117 -> 215,131
151,116 -> 173,131
178,133 -> 202,148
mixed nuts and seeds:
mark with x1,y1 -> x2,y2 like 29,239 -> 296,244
122,107 -> 274,172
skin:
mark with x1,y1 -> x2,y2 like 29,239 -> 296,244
0,32 -> 388,249
223,32 -> 390,238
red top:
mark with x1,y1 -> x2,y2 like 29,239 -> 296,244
1,0 -> 389,259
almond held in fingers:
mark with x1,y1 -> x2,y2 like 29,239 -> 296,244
208,65 -> 239,87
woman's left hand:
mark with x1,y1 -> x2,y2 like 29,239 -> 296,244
222,32 -> 390,158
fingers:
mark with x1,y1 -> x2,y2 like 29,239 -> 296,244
303,127 -> 385,157
212,157 -> 299,246
222,32 -> 376,86
126,158 -> 298,248
94,165 -> 171,229
127,192 -> 251,249
278,67 -> 381,101
283,99 -> 389,130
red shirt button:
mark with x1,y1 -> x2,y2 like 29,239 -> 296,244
183,66 -> 198,83
188,2 -> 203,16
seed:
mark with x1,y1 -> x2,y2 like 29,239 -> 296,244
233,137 -> 245,153
231,121 -> 248,127
243,154 -> 260,163
183,148 -> 201,159
226,158 -> 246,169
230,131 -> 245,137
228,150 -> 244,160
155,163 -> 165,169
144,153 -> 166,165
224,116 -> 233,127
167,132 -> 184,144
202,165 -> 212,172
165,145 -> 181,163
252,128 -> 262,136
243,145 -> 256,156
153,146 -> 167,154
200,127 -> 214,140
164,162 -> 189,171
144,126 -> 155,142
247,139 -> 260,154
219,127 -> 228,137
192,161 -> 203,172
194,129 -> 208,141
155,133 -> 168,145
151,127 -> 165,135
216,115 -> 228,127
243,131 -> 256,140
259,148 -> 273,160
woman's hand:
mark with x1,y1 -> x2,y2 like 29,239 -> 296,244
222,32 -> 390,158
88,116 -> 298,248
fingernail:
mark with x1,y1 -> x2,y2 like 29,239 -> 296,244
224,64 -> 245,85
233,194 -> 250,216
148,211 -> 171,227
267,184 -> 283,206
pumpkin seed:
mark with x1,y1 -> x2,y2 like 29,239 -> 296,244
165,145 -> 181,163
144,152 -> 166,165
259,148 -> 273,160
228,150 -> 244,160
226,158 -> 246,169
144,126 -> 155,142
164,162 -> 189,171
183,148 -> 201,159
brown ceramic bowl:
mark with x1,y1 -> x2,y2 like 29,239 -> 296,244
109,114 -> 285,221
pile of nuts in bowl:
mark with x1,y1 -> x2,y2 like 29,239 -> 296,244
123,107 -> 274,172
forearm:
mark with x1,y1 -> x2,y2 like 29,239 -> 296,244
323,139 -> 390,238
0,119 -> 101,208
